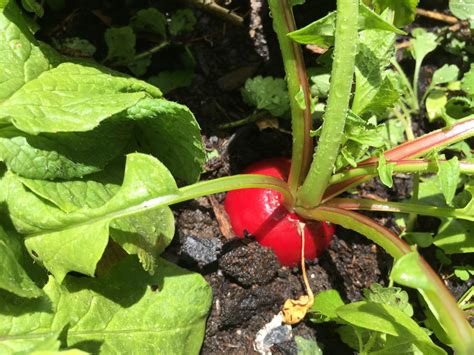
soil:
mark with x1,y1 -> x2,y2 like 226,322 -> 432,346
35,0 -> 472,353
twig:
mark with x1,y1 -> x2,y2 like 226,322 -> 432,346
416,8 -> 458,25
133,41 -> 170,62
108,41 -> 170,67
218,110 -> 268,129
184,0 -> 244,27
208,195 -> 234,239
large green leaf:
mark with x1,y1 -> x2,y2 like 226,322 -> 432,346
0,257 -> 212,354
0,121 -> 133,180
0,63 -> 162,134
0,226 -> 42,298
19,171 -> 174,273
5,153 -> 178,282
0,0 -> 52,102
126,98 -> 205,183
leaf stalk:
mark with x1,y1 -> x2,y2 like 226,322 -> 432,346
296,0 -> 359,208
268,0 -> 313,197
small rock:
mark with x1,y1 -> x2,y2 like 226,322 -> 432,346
180,235 -> 222,266
219,241 -> 279,287
254,313 -> 292,355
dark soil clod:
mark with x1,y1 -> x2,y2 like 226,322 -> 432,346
219,241 -> 280,287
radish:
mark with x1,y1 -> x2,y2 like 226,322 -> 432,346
224,157 -> 334,266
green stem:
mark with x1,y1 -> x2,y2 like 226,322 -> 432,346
406,173 -> 419,231
296,206 -> 474,354
391,58 -> 418,111
26,174 -> 292,238
413,59 -> 422,105
296,0 -> 359,208
325,198 -> 474,222
328,159 -> 474,185
399,102 -> 416,140
268,0 -> 313,197
362,332 -> 378,354
323,117 -> 474,202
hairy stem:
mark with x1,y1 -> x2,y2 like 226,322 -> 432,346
268,0 -> 313,197
297,0 -> 359,208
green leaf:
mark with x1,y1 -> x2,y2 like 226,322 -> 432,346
437,156 -> 460,206
104,26 -> 136,63
373,0 -> 420,27
308,68 -> 331,98
55,37 -> 96,57
431,64 -> 460,87
21,0 -> 43,17
0,226 -> 42,298
335,111 -> 387,169
309,289 -> 345,322
125,98 -> 205,184
381,118 -> 406,147
0,62 -> 162,134
426,89 -> 448,122
148,70 -> 194,94
288,5 -> 404,48
401,231 -> 434,248
169,9 -> 196,36
391,252 -> 435,292
0,257 -> 212,354
130,8 -> 167,37
444,96 -> 474,120
352,29 -> 399,116
0,121 -> 133,180
377,153 -> 395,188
241,76 -> 290,117
19,170 -> 174,274
287,11 -> 336,47
454,265 -> 474,281
417,178 -> 474,253
449,0 -> 474,20
410,28 -> 438,67
336,301 -> 446,354
6,153 -> 178,282
0,1 -> 54,101
358,4 -> 406,34
434,219 -> 474,253
19,174 -> 119,213
363,283 -> 414,317
127,56 -> 151,77
289,0 -> 305,6
461,64 -> 474,96
295,336 -> 323,355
